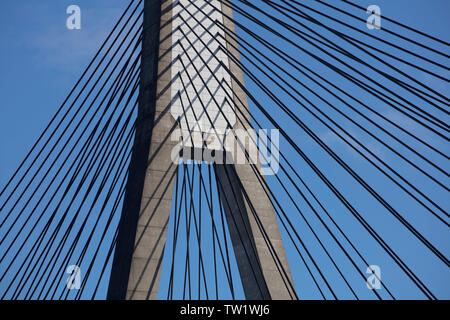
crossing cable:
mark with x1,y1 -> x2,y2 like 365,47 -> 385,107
0,0 -> 141,202
101,117 -> 183,301
266,0 -> 450,110
238,0 -> 450,118
213,162 -> 300,300
61,112 -> 137,301
214,15 -> 450,160
38,88 -> 137,300
0,54 -> 142,299
224,46 -> 438,298
211,5 -> 448,162
211,21 -> 449,223
177,50 -> 291,299
176,77 -> 212,300
0,93 -> 138,300
85,109 -> 164,299
176,17 -> 346,298
0,25 -> 141,231
182,0 -> 375,297
86,113 -> 178,300
178,68 -> 244,298
177,90 -> 236,297
214,169 -> 236,299
203,169 -> 242,298
179,22 -> 393,301
226,0 -> 450,134
185,0 -> 443,298
91,216 -> 122,299
183,164 -> 203,299
207,2 -> 442,300
158,20 -> 296,298
221,45 -> 436,297
0,17 -> 144,233
198,162 -> 203,298
272,0 -> 450,107
208,166 -> 219,299
183,163 -> 192,299
11,78 -> 139,300
188,0 -> 450,167
218,2 -> 450,238
199,165 -> 232,299
1,39 -> 140,236
177,22 -> 357,298
72,132 -> 136,300
180,165 -> 188,299
188,0 -> 438,298
216,16 -> 449,173
219,20 -> 450,270
0,42 -> 142,284
0,47 -> 142,264
176,14 -> 392,299
219,0 -> 450,197
179,11 -> 449,230
6,109 -> 135,299
3,0 -> 446,300
43,75 -> 140,300
177,39 -> 270,298
61,124 -> 136,300
220,0 -> 450,140
165,110 -> 234,296
0,45 -> 141,296
183,162 -> 210,299
177,37 -> 300,299
167,164 -> 183,300
0,2 -> 144,212
83,172 -> 130,300
127,162 -> 178,298
2,2 -> 146,299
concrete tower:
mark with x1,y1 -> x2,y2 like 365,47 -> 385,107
107,0 -> 295,300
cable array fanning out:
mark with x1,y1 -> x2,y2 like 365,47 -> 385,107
0,0 -> 448,300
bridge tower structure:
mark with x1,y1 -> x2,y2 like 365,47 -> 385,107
107,0 -> 295,300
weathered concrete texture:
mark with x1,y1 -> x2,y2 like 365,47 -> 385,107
214,164 -> 270,299
107,0 -> 178,300
171,0 -> 238,154
125,0 -> 178,300
107,0 -> 165,300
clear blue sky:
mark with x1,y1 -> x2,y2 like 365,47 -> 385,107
0,0 -> 449,300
